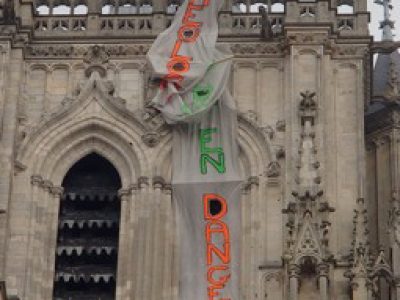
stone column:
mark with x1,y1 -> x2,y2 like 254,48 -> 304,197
87,0 -> 102,13
116,188 -> 132,299
17,0 -> 34,27
42,186 -> 63,300
24,175 -> 43,299
150,176 -> 165,300
152,0 -> 167,34
126,184 -> 138,298
223,0 -> 232,11
351,276 -> 369,300
318,263 -> 329,300
395,278 -> 400,300
38,179 -> 53,300
0,43 -> 9,138
152,0 -> 167,13
133,177 -> 150,299
48,0 -> 54,15
142,176 -> 155,299
288,264 -> 300,300
31,179 -> 50,300
1,46 -> 24,283
86,0 -> 100,32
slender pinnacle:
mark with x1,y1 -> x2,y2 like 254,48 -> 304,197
375,0 -> 395,41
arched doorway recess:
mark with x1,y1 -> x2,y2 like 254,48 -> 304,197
53,153 -> 122,300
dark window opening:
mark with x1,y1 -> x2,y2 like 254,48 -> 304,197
53,153 -> 121,300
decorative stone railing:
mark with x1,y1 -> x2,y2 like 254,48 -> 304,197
100,15 -> 153,34
336,16 -> 356,32
33,12 -> 285,37
32,11 -> 361,38
35,15 -> 87,32
231,14 -> 284,34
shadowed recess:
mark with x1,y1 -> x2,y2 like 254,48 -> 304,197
53,153 -> 121,300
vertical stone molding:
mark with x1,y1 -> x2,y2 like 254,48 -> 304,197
43,186 -> 63,300
25,177 -> 57,300
284,91 -> 334,299
346,198 -> 372,300
0,43 -> 9,139
317,263 -> 329,300
116,187 -> 132,299
288,264 -> 300,300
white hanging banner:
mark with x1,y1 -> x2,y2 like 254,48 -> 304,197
147,0 -> 242,298
147,0 -> 232,123
172,96 -> 241,300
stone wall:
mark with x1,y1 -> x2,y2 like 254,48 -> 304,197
0,0 -> 385,299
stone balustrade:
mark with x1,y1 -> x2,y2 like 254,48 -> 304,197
33,11 -> 285,37
29,0 -> 365,38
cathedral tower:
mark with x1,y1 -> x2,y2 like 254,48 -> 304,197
0,0 -> 397,299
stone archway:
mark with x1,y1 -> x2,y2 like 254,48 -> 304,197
7,82 -> 149,299
53,153 -> 122,299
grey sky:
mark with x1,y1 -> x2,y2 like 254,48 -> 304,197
369,0 -> 400,41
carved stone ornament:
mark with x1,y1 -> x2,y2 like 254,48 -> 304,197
118,188 -> 132,199
229,43 -> 282,56
389,196 -> 400,246
242,176 -> 260,193
266,161 -> 281,178
152,176 -> 166,189
299,91 -> 317,113
331,45 -> 368,58
141,131 -> 161,148
137,176 -> 149,189
259,6 -> 274,41
345,198 -> 373,286
371,41 -> 400,54
84,45 -> 109,65
276,120 -> 286,132
24,43 -> 285,59
25,44 -> 151,59
282,89 -> 334,280
384,61 -> 400,101
84,45 -> 110,78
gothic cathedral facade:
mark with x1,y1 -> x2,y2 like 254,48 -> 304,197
0,0 -> 399,299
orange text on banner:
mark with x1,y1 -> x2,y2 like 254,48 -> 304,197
165,0 -> 211,83
203,193 -> 231,300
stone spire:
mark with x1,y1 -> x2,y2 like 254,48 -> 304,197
346,198 -> 373,300
283,91 -> 334,300
375,0 -> 395,41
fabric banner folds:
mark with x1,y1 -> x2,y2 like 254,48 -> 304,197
172,95 -> 242,299
147,0 -> 232,123
147,0 -> 242,298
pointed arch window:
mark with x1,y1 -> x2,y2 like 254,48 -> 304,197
53,153 -> 122,300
